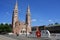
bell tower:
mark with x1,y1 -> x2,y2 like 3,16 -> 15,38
26,5 -> 31,33
12,0 -> 18,34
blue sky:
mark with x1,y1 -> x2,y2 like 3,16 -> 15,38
0,0 -> 60,26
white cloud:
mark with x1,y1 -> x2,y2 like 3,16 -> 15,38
31,19 -> 37,22
48,20 -> 52,22
48,20 -> 54,23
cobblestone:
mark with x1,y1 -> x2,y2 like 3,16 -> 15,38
0,33 -> 60,40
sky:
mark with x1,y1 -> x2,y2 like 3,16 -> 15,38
0,0 -> 60,26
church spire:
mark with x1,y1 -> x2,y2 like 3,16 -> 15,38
14,0 -> 18,10
26,5 -> 31,32
27,5 -> 30,15
12,0 -> 18,34
13,0 -> 18,20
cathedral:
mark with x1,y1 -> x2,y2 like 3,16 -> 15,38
12,1 -> 31,35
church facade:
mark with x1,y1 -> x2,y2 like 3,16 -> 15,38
12,1 -> 31,35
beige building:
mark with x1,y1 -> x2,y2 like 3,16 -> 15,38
12,1 -> 31,35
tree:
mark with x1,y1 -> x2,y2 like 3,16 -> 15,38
0,23 -> 12,34
55,22 -> 59,25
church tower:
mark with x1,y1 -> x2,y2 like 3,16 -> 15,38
12,0 -> 18,34
26,5 -> 31,33
12,0 -> 32,35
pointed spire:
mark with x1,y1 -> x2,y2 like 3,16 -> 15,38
26,5 -> 31,32
27,5 -> 30,14
28,4 -> 30,9
14,0 -> 18,10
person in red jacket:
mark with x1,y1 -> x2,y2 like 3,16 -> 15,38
36,27 -> 41,38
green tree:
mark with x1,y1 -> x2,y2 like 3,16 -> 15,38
0,23 -> 12,34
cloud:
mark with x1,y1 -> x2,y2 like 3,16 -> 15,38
31,19 -> 37,22
48,20 -> 52,22
48,20 -> 54,23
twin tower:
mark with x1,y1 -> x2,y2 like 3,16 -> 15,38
12,1 -> 31,35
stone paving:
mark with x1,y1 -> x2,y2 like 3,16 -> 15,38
1,34 -> 51,40
0,35 -> 17,40
0,34 -> 60,40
